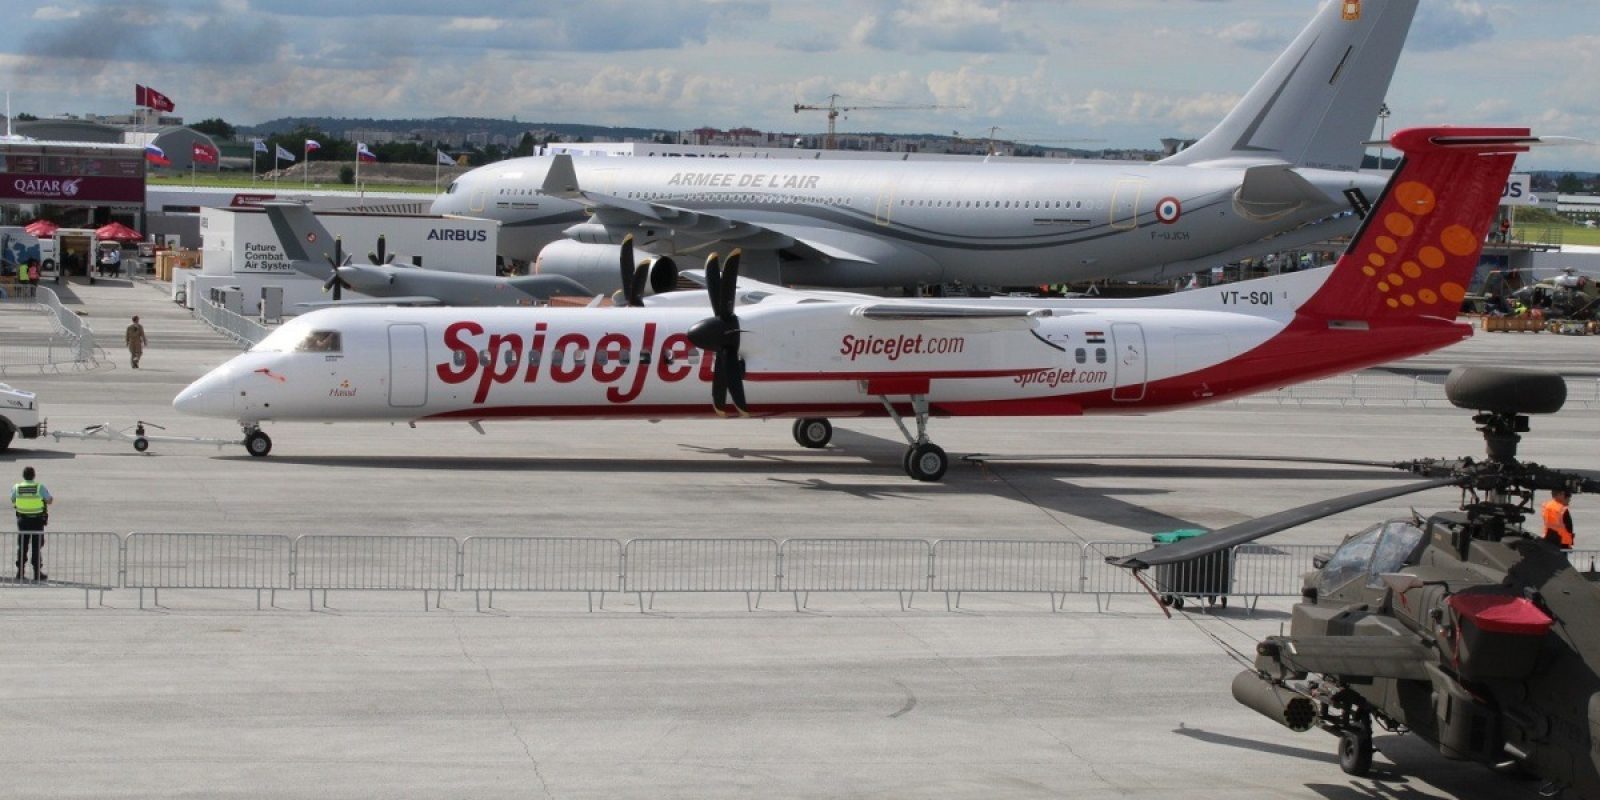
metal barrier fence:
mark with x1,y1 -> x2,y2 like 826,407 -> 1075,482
780,538 -> 931,610
0,286 -> 102,372
124,532 -> 292,609
25,532 -> 1600,614
194,297 -> 268,348
932,539 -> 1080,611
5,532 -> 121,607
461,536 -> 622,611
293,535 -> 458,610
624,538 -> 780,611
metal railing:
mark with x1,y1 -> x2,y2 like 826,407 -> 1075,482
124,532 -> 292,609
780,538 -> 932,610
25,532 -> 1598,614
932,539 -> 1080,611
624,538 -> 780,611
0,286 -> 103,372
194,297 -> 268,348
1251,373 -> 1600,410
293,535 -> 458,611
461,536 -> 622,611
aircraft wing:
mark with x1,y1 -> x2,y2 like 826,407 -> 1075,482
541,154 -> 877,264
1258,634 -> 1436,682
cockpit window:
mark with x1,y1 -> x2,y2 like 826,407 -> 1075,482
1317,524 -> 1382,595
1365,521 -> 1426,588
295,330 -> 342,353
1316,520 -> 1426,595
446,181 -> 458,195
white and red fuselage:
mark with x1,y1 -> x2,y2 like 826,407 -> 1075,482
176,126 -> 1526,440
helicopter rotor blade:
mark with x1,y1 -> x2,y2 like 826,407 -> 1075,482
1111,476 -> 1461,571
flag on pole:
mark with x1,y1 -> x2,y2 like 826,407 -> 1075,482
252,139 -> 268,154
436,149 -> 454,166
276,145 -> 296,162
304,139 -> 322,154
356,142 -> 378,163
191,142 -> 219,165
144,143 -> 170,167
135,84 -> 175,112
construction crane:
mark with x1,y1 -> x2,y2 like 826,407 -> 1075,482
793,94 -> 960,150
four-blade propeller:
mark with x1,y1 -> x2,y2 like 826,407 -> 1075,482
322,237 -> 354,300
686,250 -> 747,416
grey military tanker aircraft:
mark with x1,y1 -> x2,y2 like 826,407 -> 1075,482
430,0 -> 1418,294
263,201 -> 593,306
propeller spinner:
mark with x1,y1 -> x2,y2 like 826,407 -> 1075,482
686,250 -> 747,416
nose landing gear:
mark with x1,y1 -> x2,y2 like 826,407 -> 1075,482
243,425 -> 272,457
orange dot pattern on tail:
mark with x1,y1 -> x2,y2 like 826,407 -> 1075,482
1367,181 -> 1472,311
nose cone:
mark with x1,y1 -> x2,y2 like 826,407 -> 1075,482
173,367 -> 236,418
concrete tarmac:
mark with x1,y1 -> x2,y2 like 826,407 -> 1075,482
2,277 -> 1598,799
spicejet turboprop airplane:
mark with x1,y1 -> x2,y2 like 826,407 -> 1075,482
176,127 -> 1528,481
430,0 -> 1417,293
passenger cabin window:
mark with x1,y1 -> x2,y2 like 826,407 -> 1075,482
1075,348 -> 1086,364
296,330 -> 342,353
1095,348 -> 1107,364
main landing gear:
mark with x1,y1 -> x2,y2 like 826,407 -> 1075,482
880,394 -> 947,482
243,424 -> 272,458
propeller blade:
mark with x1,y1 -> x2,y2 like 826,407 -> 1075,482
703,253 -> 723,317
618,235 -> 637,306
710,354 -> 729,414
719,249 -> 741,318
726,353 -> 749,414
369,234 -> 393,265
326,238 -> 346,270
1111,476 -> 1461,570
630,263 -> 650,308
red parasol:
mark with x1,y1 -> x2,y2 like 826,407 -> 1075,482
23,220 -> 58,238
94,222 -> 144,242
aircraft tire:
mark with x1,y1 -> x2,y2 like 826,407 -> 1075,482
793,418 -> 833,449
245,431 -> 272,458
133,437 -> 149,453
1338,729 -> 1373,776
905,443 -> 948,482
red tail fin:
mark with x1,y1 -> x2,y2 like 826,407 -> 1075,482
1298,126 -> 1530,320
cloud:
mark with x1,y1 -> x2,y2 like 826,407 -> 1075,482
1212,20 -> 1290,52
1409,0 -> 1493,52
850,0 -> 1040,53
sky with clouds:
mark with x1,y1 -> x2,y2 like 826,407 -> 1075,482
2,0 -> 1597,170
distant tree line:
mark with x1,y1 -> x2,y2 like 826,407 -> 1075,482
233,123 -> 553,170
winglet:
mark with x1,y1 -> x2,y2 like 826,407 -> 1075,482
541,154 -> 581,198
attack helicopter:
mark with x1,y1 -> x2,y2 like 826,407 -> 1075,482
1113,366 -> 1600,797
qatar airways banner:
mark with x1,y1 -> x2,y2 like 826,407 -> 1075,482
0,174 -> 145,205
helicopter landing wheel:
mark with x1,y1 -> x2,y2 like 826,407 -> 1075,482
1338,727 -> 1374,777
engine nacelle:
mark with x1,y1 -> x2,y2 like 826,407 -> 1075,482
533,239 -> 678,297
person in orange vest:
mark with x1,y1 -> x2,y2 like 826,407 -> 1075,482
1542,489 -> 1574,550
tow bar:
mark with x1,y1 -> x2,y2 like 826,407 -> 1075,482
50,420 -> 243,453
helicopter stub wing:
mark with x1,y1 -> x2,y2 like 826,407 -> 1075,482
1257,634 -> 1436,682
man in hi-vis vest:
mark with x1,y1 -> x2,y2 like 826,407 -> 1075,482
10,466 -> 53,581
1543,489 -> 1575,550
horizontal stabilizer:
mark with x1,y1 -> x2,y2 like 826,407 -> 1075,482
507,274 -> 598,299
